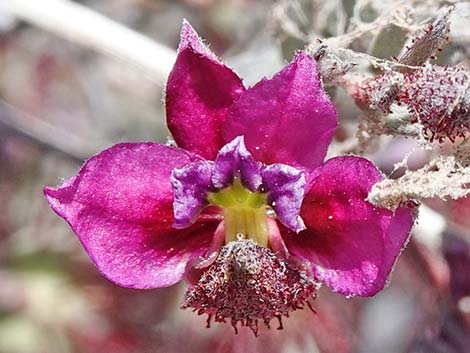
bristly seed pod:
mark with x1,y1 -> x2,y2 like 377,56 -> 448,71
400,65 -> 470,142
362,72 -> 405,115
347,71 -> 405,115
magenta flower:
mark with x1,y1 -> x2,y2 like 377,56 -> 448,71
44,21 -> 414,333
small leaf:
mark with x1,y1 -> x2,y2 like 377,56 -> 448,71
370,24 -> 407,60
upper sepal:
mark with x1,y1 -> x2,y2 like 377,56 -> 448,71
166,20 -> 245,160
223,51 -> 338,177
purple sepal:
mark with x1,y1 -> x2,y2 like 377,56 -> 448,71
262,163 -> 306,233
211,136 -> 263,191
171,160 -> 214,228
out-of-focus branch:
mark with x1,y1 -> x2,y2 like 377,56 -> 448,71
0,100 -> 102,162
368,154 -> 470,211
0,0 -> 176,83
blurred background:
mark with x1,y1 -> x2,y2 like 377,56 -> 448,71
0,0 -> 469,352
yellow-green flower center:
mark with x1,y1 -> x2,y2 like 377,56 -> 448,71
208,179 -> 268,247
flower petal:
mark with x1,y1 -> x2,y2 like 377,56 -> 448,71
223,52 -> 337,174
212,136 -> 263,191
261,163 -> 306,233
171,160 -> 214,229
44,142 -> 218,289
283,156 -> 414,296
166,20 -> 245,160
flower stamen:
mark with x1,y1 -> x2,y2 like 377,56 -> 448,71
182,239 -> 319,335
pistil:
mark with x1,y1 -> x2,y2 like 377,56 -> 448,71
208,179 -> 268,247
223,207 -> 268,246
